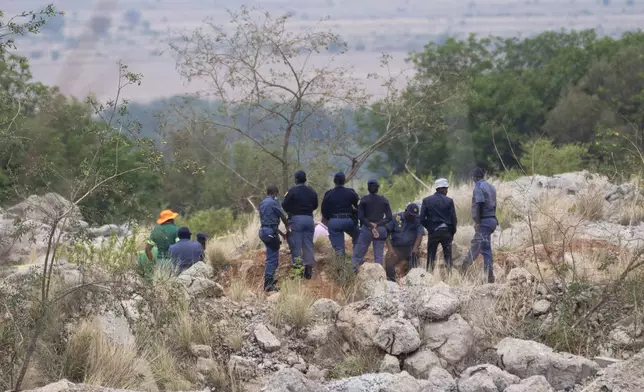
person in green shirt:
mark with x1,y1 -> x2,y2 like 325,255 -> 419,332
146,209 -> 179,264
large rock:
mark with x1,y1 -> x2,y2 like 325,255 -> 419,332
379,354 -> 401,374
403,347 -> 442,379
336,301 -> 381,349
228,355 -> 258,381
262,368 -> 324,392
407,282 -> 460,321
374,318 -> 421,355
179,261 -> 214,278
457,364 -> 520,392
504,376 -> 555,392
354,263 -> 389,300
422,313 -> 474,364
311,298 -> 341,320
401,268 -> 433,287
306,324 -> 335,347
496,337 -> 599,390
254,323 -> 281,352
324,371 -> 429,392
5,193 -> 84,225
419,367 -> 457,392
582,348 -> 644,392
93,311 -> 135,346
174,272 -> 223,298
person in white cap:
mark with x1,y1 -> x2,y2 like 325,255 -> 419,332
420,178 -> 457,272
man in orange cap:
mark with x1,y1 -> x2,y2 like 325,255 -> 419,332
146,209 -> 179,263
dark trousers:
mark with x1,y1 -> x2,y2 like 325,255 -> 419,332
384,246 -> 413,281
427,227 -> 453,272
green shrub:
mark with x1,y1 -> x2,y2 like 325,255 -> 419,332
378,173 -> 432,212
175,208 -> 252,237
520,139 -> 588,176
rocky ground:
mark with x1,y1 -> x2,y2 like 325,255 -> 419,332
2,171 -> 644,391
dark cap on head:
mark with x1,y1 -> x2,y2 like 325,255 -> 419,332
294,170 -> 307,184
334,172 -> 346,185
472,167 -> 485,180
367,179 -> 379,187
177,226 -> 192,239
405,203 -> 420,217
196,233 -> 207,241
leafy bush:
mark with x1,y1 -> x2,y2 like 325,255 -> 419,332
378,173 -> 432,212
520,139 -> 587,176
175,208 -> 252,237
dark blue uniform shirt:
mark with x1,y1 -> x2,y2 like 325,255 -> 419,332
386,212 -> 425,248
472,179 -> 497,223
420,192 -> 457,234
357,193 -> 393,227
321,185 -> 360,220
169,239 -> 204,273
259,196 -> 287,227
282,184 -> 319,217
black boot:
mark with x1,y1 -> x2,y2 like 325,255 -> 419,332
304,265 -> 313,280
264,276 -> 279,292
487,268 -> 495,284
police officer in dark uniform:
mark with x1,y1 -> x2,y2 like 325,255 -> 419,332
420,178 -> 457,272
385,203 -> 425,281
321,172 -> 360,257
258,184 -> 289,291
282,170 -> 319,279
351,179 -> 393,271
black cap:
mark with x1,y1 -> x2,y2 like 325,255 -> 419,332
472,167 -> 485,180
177,226 -> 192,239
294,170 -> 307,184
334,172 -> 346,184
405,203 -> 420,217
367,179 -> 379,187
196,233 -> 207,241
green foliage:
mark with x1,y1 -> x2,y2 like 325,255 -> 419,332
371,29 -> 644,180
62,230 -> 140,276
519,139 -> 587,176
378,172 -> 432,212
175,208 -> 251,237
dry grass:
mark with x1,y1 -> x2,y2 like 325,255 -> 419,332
328,345 -> 381,379
618,201 -> 644,226
225,327 -> 245,351
314,234 -> 330,253
206,242 -> 231,273
146,341 -> 193,390
206,360 -> 243,392
167,312 -> 213,357
228,277 -> 251,302
63,321 -> 143,389
271,278 -> 316,329
573,186 -> 605,221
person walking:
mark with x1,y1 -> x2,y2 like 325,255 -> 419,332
169,226 -> 204,274
351,179 -> 393,272
384,203 -> 425,281
282,170 -> 319,279
321,172 -> 360,257
461,167 -> 498,283
420,178 -> 457,272
259,184 -> 290,291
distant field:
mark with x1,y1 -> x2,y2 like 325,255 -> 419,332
6,0 -> 644,101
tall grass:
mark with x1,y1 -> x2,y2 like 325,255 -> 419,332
271,278 -> 316,329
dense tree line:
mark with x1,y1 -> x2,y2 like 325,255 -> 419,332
3,4 -> 644,229
372,29 -> 644,179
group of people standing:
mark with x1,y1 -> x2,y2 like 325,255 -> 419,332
258,167 -> 498,292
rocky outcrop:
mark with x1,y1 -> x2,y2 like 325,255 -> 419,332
582,348 -> 644,392
496,337 -> 600,390
457,364 -> 520,392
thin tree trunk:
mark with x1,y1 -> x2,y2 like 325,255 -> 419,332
13,308 -> 45,391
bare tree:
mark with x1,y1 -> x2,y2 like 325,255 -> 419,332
330,54 -> 452,181
170,6 -> 369,191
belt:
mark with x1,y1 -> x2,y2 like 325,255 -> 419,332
331,213 -> 353,219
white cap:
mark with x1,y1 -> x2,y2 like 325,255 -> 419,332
434,178 -> 449,189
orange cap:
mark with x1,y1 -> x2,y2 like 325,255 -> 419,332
157,209 -> 179,224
